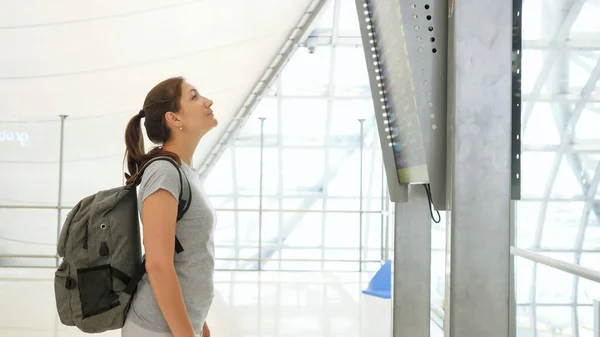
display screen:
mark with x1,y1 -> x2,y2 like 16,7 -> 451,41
369,0 -> 429,183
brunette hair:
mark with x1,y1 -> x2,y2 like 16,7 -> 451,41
124,76 -> 185,183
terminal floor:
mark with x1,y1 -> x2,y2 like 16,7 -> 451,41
0,268 -> 444,337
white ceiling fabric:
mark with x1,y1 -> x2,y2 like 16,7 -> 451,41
0,0 -> 313,207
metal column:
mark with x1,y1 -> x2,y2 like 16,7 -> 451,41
445,0 -> 513,336
56,115 -> 67,267
358,118 -> 365,271
594,300 -> 600,337
392,185 -> 431,337
258,117 -> 266,271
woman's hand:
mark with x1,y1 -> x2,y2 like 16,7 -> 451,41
202,321 -> 210,337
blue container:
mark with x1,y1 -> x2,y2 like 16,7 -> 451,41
362,260 -> 392,299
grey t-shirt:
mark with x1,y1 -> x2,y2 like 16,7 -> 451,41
127,160 -> 216,334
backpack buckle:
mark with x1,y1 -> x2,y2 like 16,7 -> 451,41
65,277 -> 76,290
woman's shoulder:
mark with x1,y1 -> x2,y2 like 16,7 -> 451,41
142,159 -> 182,177
137,159 -> 184,201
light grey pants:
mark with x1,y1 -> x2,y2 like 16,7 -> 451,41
121,317 -> 202,337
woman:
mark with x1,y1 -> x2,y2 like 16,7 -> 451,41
121,77 -> 218,337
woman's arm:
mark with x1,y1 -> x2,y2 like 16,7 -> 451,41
142,188 -> 195,337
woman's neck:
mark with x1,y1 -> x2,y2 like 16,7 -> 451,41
162,140 -> 197,167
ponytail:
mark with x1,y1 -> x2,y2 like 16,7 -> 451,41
123,108 -> 182,184
124,110 -> 146,183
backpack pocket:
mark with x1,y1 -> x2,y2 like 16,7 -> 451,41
76,264 -> 120,318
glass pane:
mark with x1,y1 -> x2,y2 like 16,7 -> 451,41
275,249 -> 322,271
568,53 -> 592,93
516,201 -> 541,249
362,148 -> 384,209
281,149 -> 325,192
579,153 -> 600,192
515,258 -> 533,304
522,103 -> 560,145
329,99 -> 373,145
235,147 -> 260,195
522,0 -> 544,40
214,210 -> 237,245
431,251 -> 445,308
261,210 -> 280,246
536,306 -> 573,337
0,209 -> 58,260
324,261 -> 359,271
575,105 -> 600,143
577,306 -> 595,337
520,152 -> 555,198
283,197 -> 323,211
551,157 -> 584,198
0,119 -> 60,206
324,248 -> 357,261
535,253 -> 575,304
521,50 -> 547,95
431,212 -> 447,250
238,212 -> 259,246
214,211 -> 259,247
277,260 -> 322,271
281,99 -> 327,146
333,47 -> 371,96
582,212 -> 600,250
235,98 -> 278,146
326,197 -> 360,211
324,212 -> 359,248
315,0 -> 335,30
215,247 -> 235,259
262,149 -> 279,196
578,253 -> 600,304
204,147 -> 234,195
338,0 -> 360,37
280,47 -> 331,96
362,213 -> 383,254
571,1 -> 600,35
210,197 -> 234,209
236,197 -> 260,209
515,305 -> 534,336
328,150 -> 360,197
283,212 -> 324,247
362,196 -> 384,212
541,202 -> 584,250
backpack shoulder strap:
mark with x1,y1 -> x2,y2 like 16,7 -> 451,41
130,156 -> 193,221
176,168 -> 192,221
174,171 -> 192,254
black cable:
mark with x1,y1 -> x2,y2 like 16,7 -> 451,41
423,184 -> 441,223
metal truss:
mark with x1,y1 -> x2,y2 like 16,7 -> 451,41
522,0 -> 586,131
233,0 -> 383,271
522,1 -> 600,335
196,0 -> 329,179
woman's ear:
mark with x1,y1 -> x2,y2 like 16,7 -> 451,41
164,111 -> 181,129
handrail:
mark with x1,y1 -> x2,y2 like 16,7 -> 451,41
511,246 -> 600,284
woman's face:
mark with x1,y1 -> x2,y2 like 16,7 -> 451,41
178,81 -> 217,135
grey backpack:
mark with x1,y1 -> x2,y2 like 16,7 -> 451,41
54,156 -> 191,333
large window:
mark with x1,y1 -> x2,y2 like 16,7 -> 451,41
204,0 -> 391,272
515,0 -> 600,335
